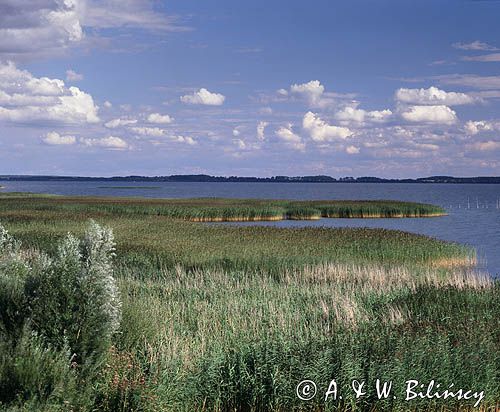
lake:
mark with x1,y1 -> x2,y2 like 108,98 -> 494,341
1,180 -> 499,276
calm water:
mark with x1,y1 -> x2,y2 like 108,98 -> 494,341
1,180 -> 499,276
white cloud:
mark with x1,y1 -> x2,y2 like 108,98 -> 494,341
42,131 -> 76,145
232,128 -> 240,137
147,113 -> 173,124
465,120 -> 494,135
171,135 -> 196,145
104,118 -> 137,128
0,0 -> 188,59
0,61 -> 99,125
180,88 -> 225,106
234,138 -> 246,149
131,126 -> 165,137
0,0 -> 83,59
346,145 -> 360,154
335,107 -> 392,125
103,100 -> 112,108
302,111 -> 353,141
452,41 -> 498,51
290,80 -> 325,107
66,69 -> 83,82
81,135 -> 129,149
400,105 -> 457,125
467,140 -> 500,152
275,124 -> 305,150
395,86 -> 477,106
257,121 -> 268,141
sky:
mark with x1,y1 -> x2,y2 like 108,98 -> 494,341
0,0 -> 500,178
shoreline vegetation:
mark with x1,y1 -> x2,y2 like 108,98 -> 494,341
0,194 -> 447,221
0,193 -> 498,411
1,173 -> 500,184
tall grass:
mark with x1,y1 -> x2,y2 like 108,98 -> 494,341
0,195 -> 467,275
114,264 -> 498,411
0,195 -> 497,411
0,194 -> 446,221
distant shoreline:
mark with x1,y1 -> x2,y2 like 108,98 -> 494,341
0,174 -> 499,184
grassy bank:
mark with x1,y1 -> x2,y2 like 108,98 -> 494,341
0,194 -> 497,411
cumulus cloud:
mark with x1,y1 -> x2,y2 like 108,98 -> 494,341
290,80 -> 325,107
171,135 -> 196,145
346,145 -> 360,154
232,128 -> 240,137
275,124 -> 305,150
103,100 -> 112,108
452,41 -> 498,51
284,80 -> 354,108
0,0 -> 83,59
180,88 -> 225,106
395,86 -> 477,106
104,118 -> 137,128
81,135 -> 129,149
400,105 -> 457,125
0,0 -> 188,59
147,113 -> 173,124
131,126 -> 165,137
66,69 -> 83,82
464,120 -> 499,135
257,121 -> 268,141
0,61 -> 99,124
42,131 -> 77,145
335,107 -> 392,125
302,112 -> 353,141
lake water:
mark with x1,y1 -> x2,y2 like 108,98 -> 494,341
1,180 -> 499,276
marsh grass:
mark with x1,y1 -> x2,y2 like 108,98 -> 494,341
0,194 -> 446,222
116,263 -> 499,411
0,194 -> 497,411
0,195 -> 466,275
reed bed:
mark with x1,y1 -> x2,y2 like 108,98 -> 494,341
115,263 -> 499,411
0,194 -> 462,274
0,194 -> 446,221
0,194 -> 496,411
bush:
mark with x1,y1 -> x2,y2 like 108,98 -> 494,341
0,220 -> 121,408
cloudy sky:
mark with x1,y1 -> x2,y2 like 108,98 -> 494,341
1,0 -> 499,177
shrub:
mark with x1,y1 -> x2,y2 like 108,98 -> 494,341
27,220 -> 121,366
0,220 -> 121,408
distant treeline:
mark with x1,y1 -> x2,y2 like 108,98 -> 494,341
0,174 -> 499,183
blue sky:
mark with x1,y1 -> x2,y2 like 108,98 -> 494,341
0,0 -> 499,177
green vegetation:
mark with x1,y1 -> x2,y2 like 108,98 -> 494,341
0,194 -> 446,222
0,194 -> 464,273
0,194 -> 498,411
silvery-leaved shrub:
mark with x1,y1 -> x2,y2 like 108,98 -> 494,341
0,220 -> 121,366
28,220 -> 122,367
